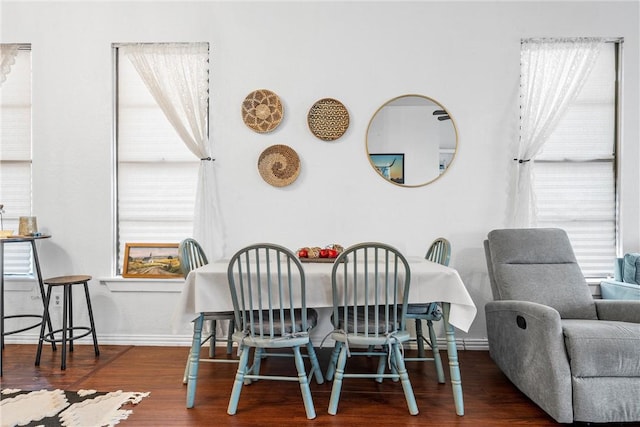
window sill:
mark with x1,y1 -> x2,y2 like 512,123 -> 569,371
2,275 -> 38,292
99,277 -> 184,293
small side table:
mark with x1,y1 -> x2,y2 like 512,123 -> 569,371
0,234 -> 54,376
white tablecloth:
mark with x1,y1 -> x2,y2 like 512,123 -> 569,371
173,257 -> 477,332
172,256 -> 476,333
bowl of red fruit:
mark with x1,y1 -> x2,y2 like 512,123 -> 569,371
297,244 -> 344,262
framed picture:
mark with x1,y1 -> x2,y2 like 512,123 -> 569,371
122,243 -> 182,279
369,153 -> 405,184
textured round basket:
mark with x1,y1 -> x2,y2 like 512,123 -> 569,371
307,98 -> 350,141
242,89 -> 284,133
258,144 -> 300,187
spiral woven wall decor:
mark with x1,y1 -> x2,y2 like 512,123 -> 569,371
307,98 -> 350,141
257,144 -> 300,187
242,89 -> 284,133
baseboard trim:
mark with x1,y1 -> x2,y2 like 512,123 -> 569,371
4,333 -> 490,350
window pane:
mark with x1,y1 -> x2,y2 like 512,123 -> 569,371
535,161 -> 616,277
535,162 -> 615,222
115,45 -> 204,275
118,162 -> 198,223
531,41 -> 617,280
538,45 -> 615,161
117,56 -> 195,162
0,46 -> 32,276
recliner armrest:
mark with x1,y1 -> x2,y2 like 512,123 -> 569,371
485,299 -> 564,334
595,299 -> 640,323
485,300 -> 573,423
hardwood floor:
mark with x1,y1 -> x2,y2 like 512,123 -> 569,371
0,344 -> 621,426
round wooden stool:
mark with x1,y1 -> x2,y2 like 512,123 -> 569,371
35,275 -> 100,370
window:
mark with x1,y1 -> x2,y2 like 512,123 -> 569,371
0,44 -> 32,275
115,45 -> 205,276
532,41 -> 619,279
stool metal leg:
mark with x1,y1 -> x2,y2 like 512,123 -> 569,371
83,282 -> 100,356
68,285 -> 74,353
35,285 -> 53,366
61,285 -> 69,370
31,240 -> 56,351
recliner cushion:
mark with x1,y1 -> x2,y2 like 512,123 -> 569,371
562,319 -> 640,377
623,253 -> 640,285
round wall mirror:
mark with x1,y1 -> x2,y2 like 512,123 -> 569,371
366,94 -> 458,187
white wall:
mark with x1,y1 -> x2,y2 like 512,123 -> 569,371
1,1 -> 638,347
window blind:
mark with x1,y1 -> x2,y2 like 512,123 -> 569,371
0,46 -> 33,275
533,42 -> 617,279
116,46 -> 200,275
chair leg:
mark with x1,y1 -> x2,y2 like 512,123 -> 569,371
305,341 -> 324,385
392,343 -> 419,415
376,348 -> 386,383
182,348 -> 192,385
325,341 -> 342,381
415,319 -> 426,358
390,346 -> 400,383
443,303 -> 464,416
208,319 -> 217,358
328,344 -> 348,415
226,319 -> 235,355
251,347 -> 264,378
227,345 -> 251,415
186,314 -> 204,408
293,346 -> 316,419
427,319 -> 445,383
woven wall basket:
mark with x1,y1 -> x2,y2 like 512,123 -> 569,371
242,89 -> 284,133
258,144 -> 300,187
307,98 -> 349,141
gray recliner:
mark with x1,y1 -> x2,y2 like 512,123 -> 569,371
484,228 -> 640,423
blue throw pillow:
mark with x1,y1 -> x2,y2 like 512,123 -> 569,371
622,253 -> 640,285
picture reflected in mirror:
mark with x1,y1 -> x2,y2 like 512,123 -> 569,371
366,95 -> 457,187
369,153 -> 404,184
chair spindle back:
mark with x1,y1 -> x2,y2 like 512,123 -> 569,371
331,242 -> 411,337
227,243 -> 308,339
426,237 -> 451,266
179,238 -> 209,278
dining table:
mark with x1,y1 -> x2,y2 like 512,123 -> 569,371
173,255 -> 477,415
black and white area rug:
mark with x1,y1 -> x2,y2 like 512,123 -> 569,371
1,388 -> 150,427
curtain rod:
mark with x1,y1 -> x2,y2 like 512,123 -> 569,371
522,37 -> 623,43
0,43 -> 31,50
112,42 -> 208,47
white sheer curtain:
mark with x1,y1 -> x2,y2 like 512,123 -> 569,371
121,43 -> 224,260
508,38 -> 604,227
0,44 -> 19,86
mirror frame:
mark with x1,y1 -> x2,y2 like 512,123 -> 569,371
365,94 -> 458,188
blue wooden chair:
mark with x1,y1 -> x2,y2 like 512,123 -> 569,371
180,238 -> 236,408
404,237 -> 451,383
226,243 -> 324,420
325,242 -> 418,416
